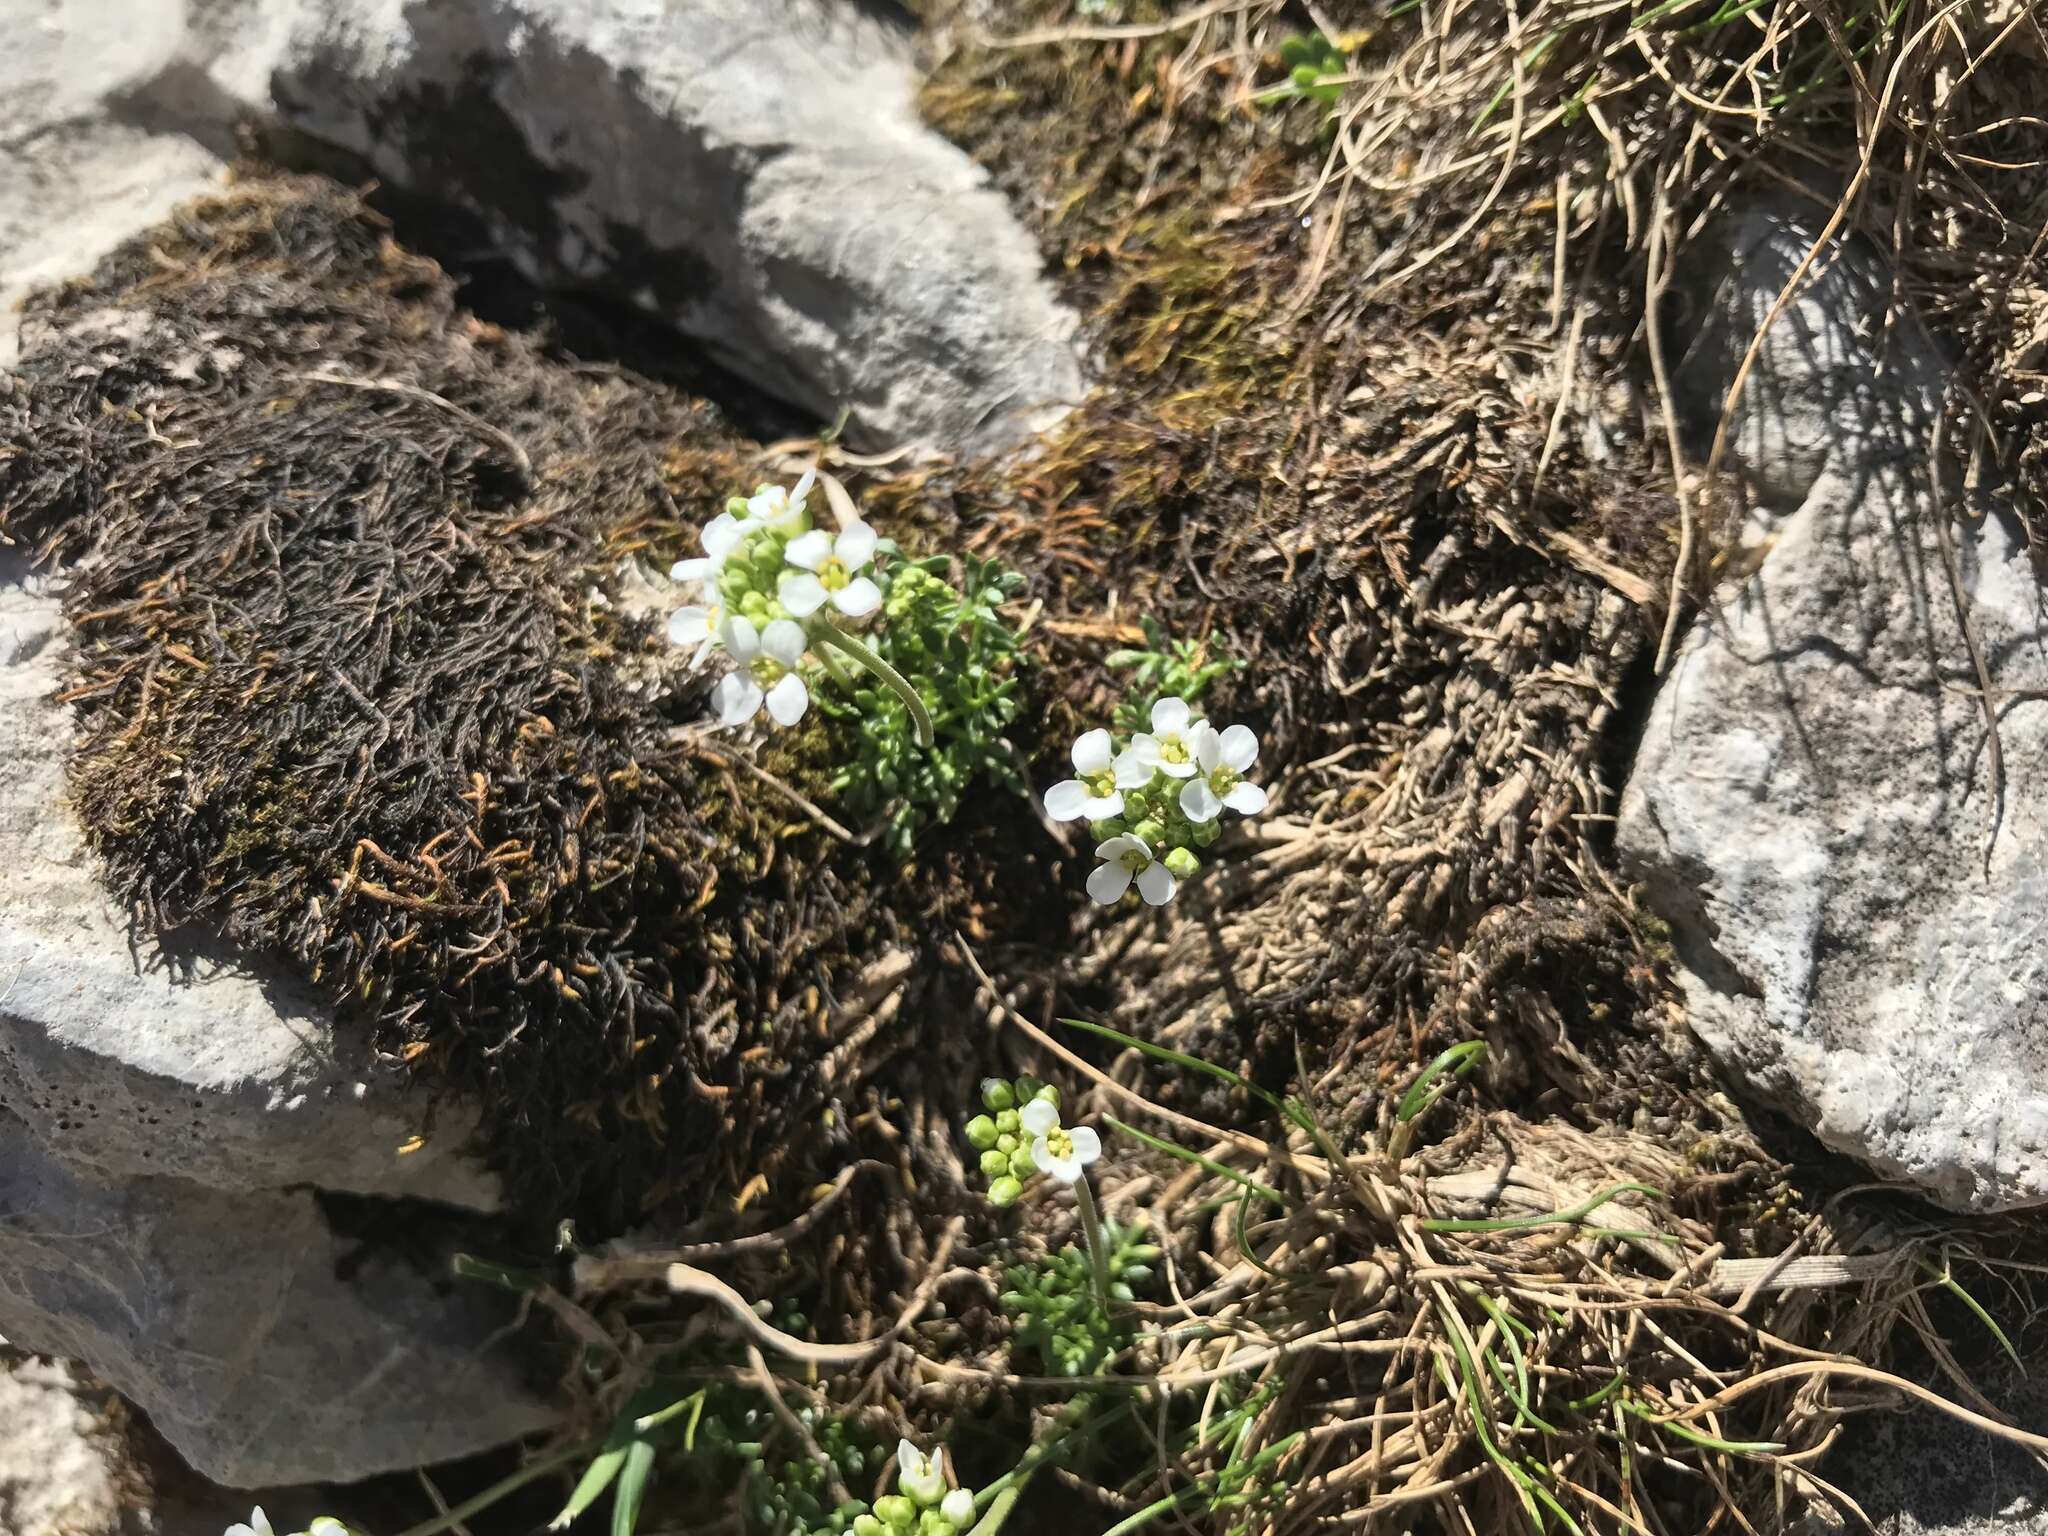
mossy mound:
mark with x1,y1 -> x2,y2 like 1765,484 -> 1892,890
0,174 -> 1049,1237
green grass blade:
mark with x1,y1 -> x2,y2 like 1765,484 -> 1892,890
1620,1400 -> 1784,1455
1397,1041 -> 1487,1122
1061,1018 -> 1310,1128
609,1438 -> 657,1536
1104,1116 -> 1291,1207
1923,1259 -> 2024,1372
550,1445 -> 627,1531
1420,1181 -> 1663,1234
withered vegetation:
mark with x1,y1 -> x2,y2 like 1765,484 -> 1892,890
3,0 -> 2046,1528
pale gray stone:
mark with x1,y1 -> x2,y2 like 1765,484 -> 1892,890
1618,199 -> 2048,1212
0,1111 -> 555,1487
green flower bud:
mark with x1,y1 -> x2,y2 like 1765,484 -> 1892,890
1133,819 -> 1165,847
726,496 -> 749,515
980,1149 -> 1011,1179
980,1078 -> 1014,1111
1193,818 -> 1220,847
941,1489 -> 976,1528
1163,846 -> 1199,879
964,1114 -> 998,1150
876,1496 -> 917,1530
1011,1139 -> 1038,1174
1033,1083 -> 1060,1108
988,1175 -> 1023,1208
994,1108 -> 1019,1135
995,1133 -> 1018,1155
855,1517 -> 886,1536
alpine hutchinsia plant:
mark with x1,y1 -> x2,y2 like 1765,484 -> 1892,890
1046,697 -> 1267,906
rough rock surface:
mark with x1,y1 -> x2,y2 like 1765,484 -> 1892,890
0,1113 -> 555,1487
1618,200 -> 2048,1212
91,0 -> 1084,454
0,1351 -> 144,1536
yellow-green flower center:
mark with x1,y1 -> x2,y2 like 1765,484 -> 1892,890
819,556 -> 850,591
1044,1126 -> 1074,1161
752,657 -> 789,685
1118,846 -> 1150,873
1160,736 -> 1190,765
1085,769 -> 1117,798
1207,765 -> 1238,794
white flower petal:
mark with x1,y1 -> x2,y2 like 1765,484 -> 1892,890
1067,1125 -> 1101,1166
721,614 -> 760,660
1152,696 -> 1192,733
791,467 -> 818,506
778,572 -> 828,617
1020,1099 -> 1060,1136
1224,781 -> 1270,816
1180,779 -> 1223,823
670,556 -> 714,584
761,618 -> 808,666
1114,750 -> 1151,788
1044,780 -> 1093,821
1083,791 -> 1124,821
1130,734 -> 1163,767
765,672 -> 809,726
1087,861 -> 1135,904
784,528 -> 832,571
1135,862 -> 1178,905
835,521 -> 878,569
667,606 -> 715,646
1191,722 -> 1224,772
702,512 -> 749,561
1157,756 -> 1197,779
942,1489 -> 976,1527
1072,728 -> 1114,775
1220,724 -> 1260,771
714,673 -> 763,725
832,576 -> 882,617
1041,1148 -> 1084,1183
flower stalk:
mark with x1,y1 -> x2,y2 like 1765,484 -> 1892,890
813,617 -> 936,748
1073,1173 -> 1112,1313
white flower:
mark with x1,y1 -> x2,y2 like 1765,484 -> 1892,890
1021,1098 -> 1102,1184
225,1512 -> 275,1536
669,510 -> 752,586
1087,833 -> 1177,906
666,600 -> 723,656
1130,696 -> 1205,778
306,1523 -> 350,1536
1179,723 -> 1268,822
779,520 -> 881,619
941,1488 -> 976,1527
710,616 -> 810,727
746,468 -> 817,531
897,1439 -> 947,1507
1044,728 -> 1148,821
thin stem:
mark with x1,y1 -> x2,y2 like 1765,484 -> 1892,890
813,618 -> 935,748
385,1438 -> 596,1536
1074,1174 -> 1113,1313
813,639 -> 858,691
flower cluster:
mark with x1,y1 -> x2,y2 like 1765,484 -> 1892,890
667,470 -> 900,731
224,1511 -> 347,1536
1046,696 -> 1268,905
851,1441 -> 976,1536
964,1076 -> 1100,1208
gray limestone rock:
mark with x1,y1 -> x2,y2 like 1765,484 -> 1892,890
0,1111 -> 555,1487
1618,199 -> 2048,1212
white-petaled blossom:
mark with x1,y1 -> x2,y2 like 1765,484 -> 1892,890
1130,696 -> 1205,778
225,1512 -> 275,1536
1044,728 -> 1149,822
1021,1098 -> 1102,1184
897,1439 -> 947,1507
669,510 -> 751,586
779,520 -> 882,619
1087,833 -> 1177,906
1179,722 -> 1268,823
941,1488 -> 976,1527
710,617 -> 810,727
746,468 -> 817,531
665,600 -> 723,656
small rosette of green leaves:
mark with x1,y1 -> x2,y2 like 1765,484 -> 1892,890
1001,1219 -> 1162,1376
